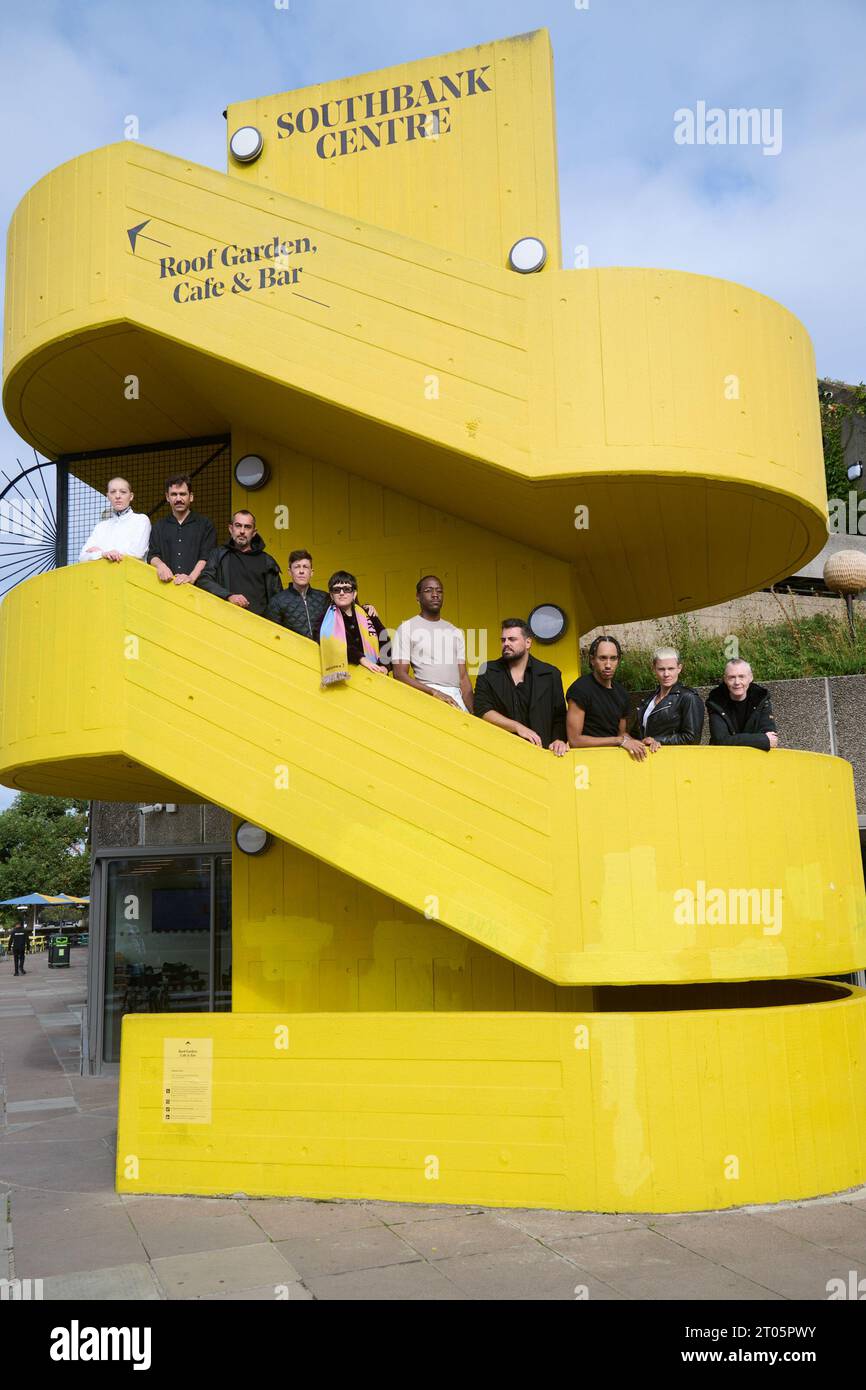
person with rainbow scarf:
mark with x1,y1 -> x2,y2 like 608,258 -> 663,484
318,570 -> 390,686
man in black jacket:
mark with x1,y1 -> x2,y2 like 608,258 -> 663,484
9,923 -> 30,976
474,619 -> 568,755
197,511 -> 281,616
706,660 -> 779,751
266,549 -> 330,639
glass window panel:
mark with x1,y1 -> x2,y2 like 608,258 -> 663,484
103,855 -> 213,1062
215,853 -> 232,1012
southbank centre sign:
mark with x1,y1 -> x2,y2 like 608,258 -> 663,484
274,65 -> 494,159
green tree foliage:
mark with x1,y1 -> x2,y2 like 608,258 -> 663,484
0,794 -> 89,922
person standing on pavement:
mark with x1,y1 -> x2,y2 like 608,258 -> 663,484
9,923 -> 30,976
197,511 -> 282,616
266,549 -> 331,639
147,474 -> 216,586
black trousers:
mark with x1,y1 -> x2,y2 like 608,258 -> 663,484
13,952 -> 25,975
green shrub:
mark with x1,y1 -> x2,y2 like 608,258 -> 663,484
612,604 -> 866,689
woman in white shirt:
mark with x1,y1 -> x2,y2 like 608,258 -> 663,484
79,478 -> 151,563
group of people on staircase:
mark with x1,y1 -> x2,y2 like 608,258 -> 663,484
79,473 -> 780,755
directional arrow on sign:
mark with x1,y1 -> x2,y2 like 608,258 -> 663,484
127,220 -> 171,253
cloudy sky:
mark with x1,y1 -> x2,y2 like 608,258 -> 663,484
0,0 -> 863,806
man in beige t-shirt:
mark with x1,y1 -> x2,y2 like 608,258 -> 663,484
392,575 -> 474,712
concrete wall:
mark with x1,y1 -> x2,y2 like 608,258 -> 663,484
585,590 -> 857,648
91,802 -> 231,852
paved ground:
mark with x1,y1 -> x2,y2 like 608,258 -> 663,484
2,950 -> 866,1301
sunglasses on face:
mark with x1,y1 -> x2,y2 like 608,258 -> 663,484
331,585 -> 354,594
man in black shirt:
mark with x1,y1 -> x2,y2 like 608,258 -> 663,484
566,635 -> 648,761
197,511 -> 282,616
148,474 -> 216,585
706,660 -> 779,751
474,619 -> 568,754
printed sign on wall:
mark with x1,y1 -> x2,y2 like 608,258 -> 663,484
163,1037 -> 213,1124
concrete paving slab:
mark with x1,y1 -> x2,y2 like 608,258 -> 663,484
37,1015 -> 79,1028
123,1195 -> 247,1222
9,1187 -> 124,1217
243,1198 -> 385,1240
0,1006 -> 34,1018
433,1243 -> 626,1300
363,1201 -> 484,1225
130,1208 -> 269,1259
275,1226 -> 420,1279
307,1261 -> 465,1301
42,1262 -> 163,1301
200,1281 -> 314,1301
651,1215 -> 852,1299
493,1208 -> 641,1241
3,1111 -> 115,1144
0,1138 -> 117,1191
153,1243 -> 302,1299
6,1096 -> 78,1114
11,1202 -> 147,1278
3,1077 -> 77,1104
552,1227 -> 783,1300
753,1201 -> 866,1260
396,1213 -> 540,1262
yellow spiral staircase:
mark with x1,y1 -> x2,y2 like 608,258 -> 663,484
1,30 -> 864,1211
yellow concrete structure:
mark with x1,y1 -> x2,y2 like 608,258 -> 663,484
1,30 -> 864,1211
118,982 -> 866,1210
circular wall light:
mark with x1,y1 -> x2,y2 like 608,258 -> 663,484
234,455 -> 270,490
527,603 -> 568,644
229,126 -> 264,163
507,237 -> 547,274
235,821 -> 272,856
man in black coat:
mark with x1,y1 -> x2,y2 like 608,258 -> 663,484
9,923 -> 30,976
197,511 -> 282,617
474,618 -> 568,755
706,659 -> 779,751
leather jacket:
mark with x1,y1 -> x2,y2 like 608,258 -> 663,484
632,681 -> 704,745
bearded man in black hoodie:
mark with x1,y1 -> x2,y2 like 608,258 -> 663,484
706,659 -> 779,751
197,510 -> 282,616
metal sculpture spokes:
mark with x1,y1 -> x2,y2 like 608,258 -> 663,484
0,451 -> 57,600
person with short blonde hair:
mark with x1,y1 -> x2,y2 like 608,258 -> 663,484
79,477 -> 150,563
632,647 -> 704,749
